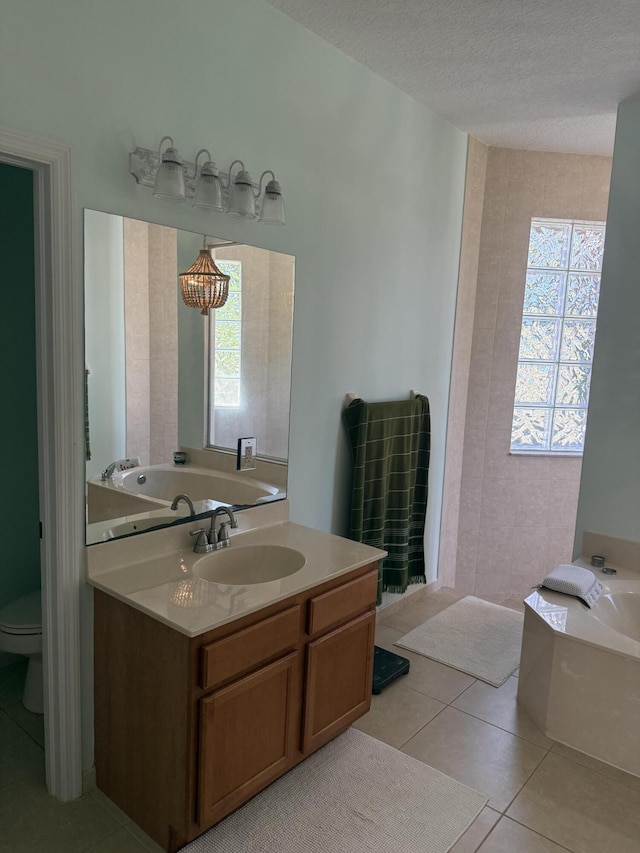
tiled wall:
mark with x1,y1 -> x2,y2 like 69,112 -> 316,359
210,244 -> 294,460
124,219 -> 178,466
443,146 -> 612,599
439,138 -> 488,589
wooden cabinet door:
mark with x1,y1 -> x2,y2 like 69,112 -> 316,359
198,652 -> 299,828
302,610 -> 375,755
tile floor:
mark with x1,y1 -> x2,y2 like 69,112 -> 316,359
1,589 -> 640,852
0,658 -> 164,853
357,588 -> 640,852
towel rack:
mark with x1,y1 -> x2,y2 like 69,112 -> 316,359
345,390 -> 419,407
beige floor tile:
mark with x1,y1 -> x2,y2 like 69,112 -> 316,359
125,821 -> 166,852
507,752 -> 640,852
85,827 -> 154,853
0,659 -> 28,709
375,621 -> 476,704
450,806 -> 501,852
351,682 -> 444,748
550,741 -> 640,795
401,706 -> 547,812
379,587 -> 463,634
87,787 -> 132,826
374,622 -> 403,646
452,676 -> 554,750
0,710 -> 45,789
477,817 -> 570,851
0,770 -> 122,853
5,700 -> 45,747
499,596 -> 526,612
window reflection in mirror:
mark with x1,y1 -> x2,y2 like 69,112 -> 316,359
84,210 -> 294,545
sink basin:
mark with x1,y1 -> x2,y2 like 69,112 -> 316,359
193,544 -> 306,585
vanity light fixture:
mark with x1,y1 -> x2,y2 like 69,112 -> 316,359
257,171 -> 285,225
178,236 -> 230,316
152,136 -> 186,202
226,161 -> 257,219
129,138 -> 286,224
192,149 -> 223,212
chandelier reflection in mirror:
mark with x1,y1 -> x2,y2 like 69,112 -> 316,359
129,136 -> 286,225
179,236 -> 230,316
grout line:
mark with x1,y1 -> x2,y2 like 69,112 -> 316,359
82,827 -> 127,853
448,702 -> 555,753
546,744 -> 640,796
500,814 -> 575,852
501,749 -> 551,816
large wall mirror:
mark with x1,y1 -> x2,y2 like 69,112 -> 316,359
84,209 -> 294,544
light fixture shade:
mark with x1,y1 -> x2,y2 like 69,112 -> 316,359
227,170 -> 256,219
193,162 -> 223,212
153,146 -> 186,201
258,179 -> 286,225
179,249 -> 230,315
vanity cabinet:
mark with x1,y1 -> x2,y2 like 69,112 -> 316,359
94,561 -> 377,852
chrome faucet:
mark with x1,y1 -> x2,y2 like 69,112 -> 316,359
209,506 -> 238,548
189,507 -> 238,553
170,493 -> 195,515
101,461 -> 118,481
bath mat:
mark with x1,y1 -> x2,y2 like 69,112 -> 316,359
183,728 -> 487,853
394,596 -> 523,687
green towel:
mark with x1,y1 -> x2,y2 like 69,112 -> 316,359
343,395 -> 430,601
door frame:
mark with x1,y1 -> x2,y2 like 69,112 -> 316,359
0,126 -> 83,800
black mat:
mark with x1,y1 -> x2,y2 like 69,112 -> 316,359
372,645 -> 410,694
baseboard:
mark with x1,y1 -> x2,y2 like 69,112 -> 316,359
82,766 -> 96,794
376,578 -> 442,622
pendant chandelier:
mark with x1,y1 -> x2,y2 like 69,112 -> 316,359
179,237 -> 230,315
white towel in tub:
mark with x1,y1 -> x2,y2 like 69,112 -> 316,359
541,565 -> 604,608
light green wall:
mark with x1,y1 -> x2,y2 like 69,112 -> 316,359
1,0 -> 467,766
1,0 -> 467,557
575,96 -> 640,550
0,163 -> 40,611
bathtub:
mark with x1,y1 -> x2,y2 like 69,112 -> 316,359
518,561 -> 640,778
87,463 -> 284,524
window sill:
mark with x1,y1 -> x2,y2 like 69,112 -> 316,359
509,450 -> 583,458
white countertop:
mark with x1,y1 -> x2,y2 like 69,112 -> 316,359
523,558 -> 640,660
87,512 -> 385,637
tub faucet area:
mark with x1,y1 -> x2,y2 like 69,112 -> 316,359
170,493 -> 195,515
101,461 -> 117,481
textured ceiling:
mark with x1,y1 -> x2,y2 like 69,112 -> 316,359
265,0 -> 640,155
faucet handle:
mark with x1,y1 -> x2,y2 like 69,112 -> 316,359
217,521 -> 232,547
190,528 -> 213,553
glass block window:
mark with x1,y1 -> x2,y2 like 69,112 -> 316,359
510,219 -> 605,454
210,259 -> 242,408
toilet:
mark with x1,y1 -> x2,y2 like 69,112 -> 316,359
0,591 -> 43,714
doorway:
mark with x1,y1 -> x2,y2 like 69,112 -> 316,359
0,127 -> 83,800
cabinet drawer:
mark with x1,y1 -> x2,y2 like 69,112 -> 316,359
200,605 -> 300,690
307,567 -> 377,636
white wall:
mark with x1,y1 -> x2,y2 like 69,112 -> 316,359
1,0 -> 467,769
574,96 -> 640,550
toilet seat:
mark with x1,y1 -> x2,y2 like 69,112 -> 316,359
0,591 -> 42,635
